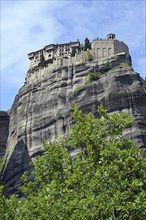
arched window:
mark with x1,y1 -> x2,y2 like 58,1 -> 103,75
102,48 -> 106,57
97,48 -> 100,58
108,48 -> 112,56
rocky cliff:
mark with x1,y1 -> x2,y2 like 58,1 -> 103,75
0,111 -> 9,179
0,111 -> 9,156
1,54 -> 146,195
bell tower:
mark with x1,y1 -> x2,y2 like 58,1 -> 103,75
107,33 -> 116,40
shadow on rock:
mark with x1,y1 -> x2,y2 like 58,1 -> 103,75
1,140 -> 32,197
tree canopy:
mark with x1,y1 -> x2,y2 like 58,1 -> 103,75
84,37 -> 91,50
0,105 -> 146,220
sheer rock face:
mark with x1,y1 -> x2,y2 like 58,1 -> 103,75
1,56 -> 146,195
0,111 -> 9,183
0,111 -> 9,157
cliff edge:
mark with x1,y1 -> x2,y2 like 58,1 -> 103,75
1,36 -> 146,196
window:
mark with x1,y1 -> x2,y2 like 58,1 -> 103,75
108,48 -> 112,56
102,48 -> 106,57
97,48 -> 100,58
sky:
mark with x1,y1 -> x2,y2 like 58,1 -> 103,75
0,0 -> 146,110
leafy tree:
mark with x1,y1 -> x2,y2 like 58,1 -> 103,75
0,105 -> 146,220
0,185 -> 19,220
84,37 -> 91,50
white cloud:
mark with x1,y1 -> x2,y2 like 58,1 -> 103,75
1,0 -> 70,101
1,1 -> 65,69
1,0 -> 145,110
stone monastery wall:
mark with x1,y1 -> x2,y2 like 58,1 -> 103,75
26,34 -> 129,84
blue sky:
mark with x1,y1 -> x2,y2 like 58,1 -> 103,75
0,0 -> 146,110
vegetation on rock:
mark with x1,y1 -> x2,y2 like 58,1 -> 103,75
111,62 -> 130,69
100,62 -> 110,73
86,49 -> 93,61
88,72 -> 102,82
87,62 -> 110,82
87,61 -> 130,82
0,105 -> 146,220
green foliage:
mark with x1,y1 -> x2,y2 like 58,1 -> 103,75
80,39 -> 91,51
111,62 -> 130,70
86,49 -> 92,61
0,185 -> 19,220
84,37 -> 91,50
87,61 -> 130,83
87,62 -> 111,82
107,62 -> 130,74
100,62 -> 110,73
88,72 -> 102,82
0,106 -> 146,220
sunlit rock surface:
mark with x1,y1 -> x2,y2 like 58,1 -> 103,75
1,55 -> 146,195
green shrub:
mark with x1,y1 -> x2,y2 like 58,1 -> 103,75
87,61 -> 130,83
86,50 -> 92,61
88,72 -> 101,82
107,62 -> 130,73
112,62 -> 130,69
100,62 -> 111,73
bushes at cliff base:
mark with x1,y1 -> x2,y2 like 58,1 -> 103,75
0,105 -> 146,220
